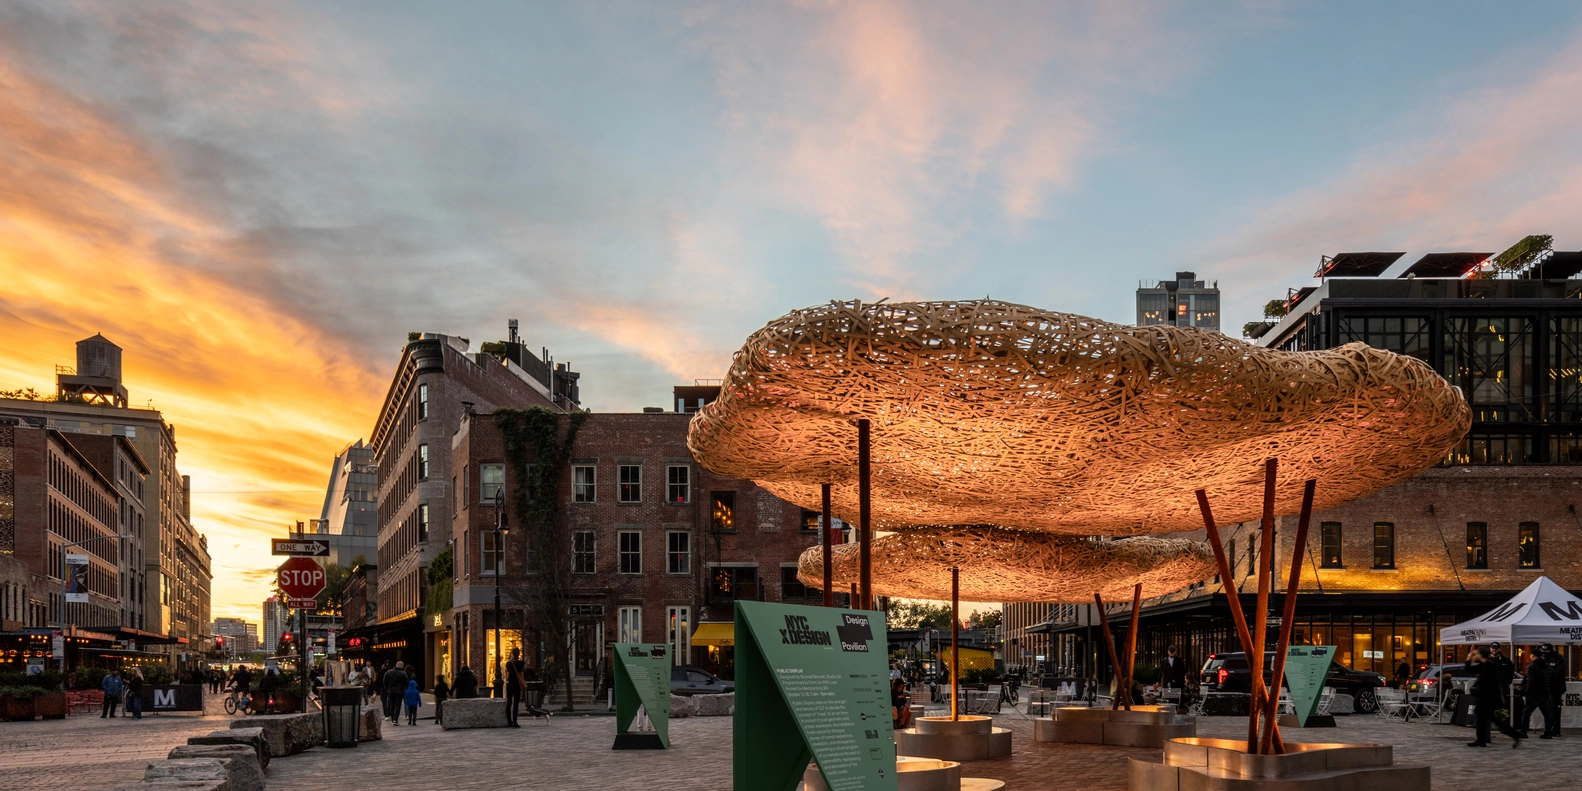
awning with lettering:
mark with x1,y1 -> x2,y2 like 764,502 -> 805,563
1439,576 -> 1582,645
690,622 -> 734,647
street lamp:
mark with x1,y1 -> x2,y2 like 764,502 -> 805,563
492,488 -> 510,698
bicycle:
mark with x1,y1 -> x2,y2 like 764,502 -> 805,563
998,675 -> 1020,706
223,687 -> 252,716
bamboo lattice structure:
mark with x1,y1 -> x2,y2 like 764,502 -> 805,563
688,299 -> 1469,534
797,527 -> 1215,603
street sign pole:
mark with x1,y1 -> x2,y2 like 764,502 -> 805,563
300,606 -> 309,712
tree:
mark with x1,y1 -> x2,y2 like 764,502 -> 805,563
888,599 -> 954,629
968,609 -> 1002,631
269,555 -> 362,616
0,386 -> 50,401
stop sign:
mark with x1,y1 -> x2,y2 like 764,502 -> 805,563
278,557 -> 326,600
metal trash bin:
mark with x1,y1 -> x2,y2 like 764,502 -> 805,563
323,686 -> 363,748
524,680 -> 546,711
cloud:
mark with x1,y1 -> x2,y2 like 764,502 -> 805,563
1200,30 -> 1582,307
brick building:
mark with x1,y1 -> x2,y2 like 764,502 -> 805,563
1032,246 -> 1582,690
360,325 -> 579,683
446,401 -> 829,700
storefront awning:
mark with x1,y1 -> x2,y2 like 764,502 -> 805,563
691,622 -> 734,647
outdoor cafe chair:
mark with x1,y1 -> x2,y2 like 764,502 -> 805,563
1375,688 -> 1411,721
1315,686 -> 1336,717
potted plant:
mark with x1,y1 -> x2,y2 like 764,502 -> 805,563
1,686 -> 46,721
34,688 -> 67,719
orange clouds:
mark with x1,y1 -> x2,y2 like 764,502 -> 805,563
0,29 -> 383,621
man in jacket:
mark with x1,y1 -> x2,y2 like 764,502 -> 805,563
1518,646 -> 1559,738
1545,645 -> 1566,738
100,670 -> 124,718
383,661 -> 410,724
1486,643 -> 1516,705
1161,646 -> 1188,690
1467,648 -> 1525,748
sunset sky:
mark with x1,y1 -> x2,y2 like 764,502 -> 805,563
3,1 -> 1582,621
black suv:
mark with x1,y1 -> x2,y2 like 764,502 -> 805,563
1199,652 -> 1386,713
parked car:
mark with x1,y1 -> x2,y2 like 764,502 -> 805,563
1199,651 -> 1386,713
671,665 -> 734,696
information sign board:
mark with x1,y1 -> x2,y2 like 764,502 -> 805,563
612,642 -> 671,749
1283,645 -> 1334,726
734,600 -> 896,791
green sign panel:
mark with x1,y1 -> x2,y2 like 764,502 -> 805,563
733,600 -> 897,791
1283,645 -> 1334,726
614,642 -> 671,748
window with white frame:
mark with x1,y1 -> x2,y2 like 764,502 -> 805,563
573,466 -> 596,503
481,530 -> 503,576
666,465 -> 689,504
418,503 -> 429,542
573,530 -> 596,574
618,465 -> 641,503
666,531 -> 690,574
480,463 -> 505,503
417,383 -> 429,419
618,605 -> 642,643
418,444 -> 429,479
618,531 -> 641,574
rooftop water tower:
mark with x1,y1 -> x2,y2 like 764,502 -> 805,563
56,333 -> 129,407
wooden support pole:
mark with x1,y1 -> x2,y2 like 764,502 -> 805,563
951,567 -> 960,721
858,419 -> 872,610
1250,458 -> 1277,754
1123,582 -> 1142,712
1196,488 -> 1264,753
1093,593 -> 1124,711
822,483 -> 833,607
1261,479 -> 1316,754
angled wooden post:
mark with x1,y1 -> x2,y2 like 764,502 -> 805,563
1093,593 -> 1124,710
821,483 -> 833,607
1196,488 -> 1263,753
1261,478 -> 1316,754
1249,459 -> 1277,752
1123,582 -> 1142,712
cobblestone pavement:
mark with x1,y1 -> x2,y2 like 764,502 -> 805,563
5,697 -> 1580,791
0,693 -> 234,791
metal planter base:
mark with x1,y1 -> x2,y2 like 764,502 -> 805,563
1128,737 -> 1430,791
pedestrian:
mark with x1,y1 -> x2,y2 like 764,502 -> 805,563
125,668 -> 145,720
383,661 -> 410,724
1517,646 -> 1559,738
504,649 -> 525,727
1486,642 -> 1516,705
1465,648 -> 1524,748
433,674 -> 450,726
454,666 -> 479,699
1544,645 -> 1565,738
1395,659 -> 1413,689
404,679 -> 422,726
1162,646 -> 1188,690
101,670 -> 124,718
258,668 -> 280,714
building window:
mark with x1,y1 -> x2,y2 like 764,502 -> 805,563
481,531 -> 502,576
781,566 -> 812,601
1518,522 -> 1540,568
1318,522 -> 1342,568
619,531 -> 641,574
480,463 -> 505,503
418,503 -> 430,542
709,566 -> 757,600
573,466 -> 596,503
417,444 -> 429,479
800,509 -> 820,532
417,383 -> 429,420
1466,522 -> 1488,569
1372,523 -> 1395,569
710,492 -> 736,532
573,531 -> 596,574
667,465 -> 689,504
618,605 -> 642,643
618,465 -> 641,503
666,531 -> 690,574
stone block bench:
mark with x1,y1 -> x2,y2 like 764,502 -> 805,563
693,692 -> 734,716
1129,736 -> 1429,791
440,697 -> 510,729
230,712 -> 323,756
1034,705 -> 1195,748
167,745 -> 265,791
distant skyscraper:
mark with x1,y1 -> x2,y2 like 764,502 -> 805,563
1136,271 -> 1220,332
262,597 -> 287,653
315,439 -> 377,567
213,617 -> 254,653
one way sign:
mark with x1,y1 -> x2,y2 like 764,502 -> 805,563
272,538 -> 329,557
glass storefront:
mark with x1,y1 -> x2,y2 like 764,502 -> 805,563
484,629 -> 523,693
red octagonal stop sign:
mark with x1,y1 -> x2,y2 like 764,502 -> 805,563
278,557 -> 326,600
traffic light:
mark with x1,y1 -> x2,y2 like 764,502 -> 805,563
215,636 -> 225,648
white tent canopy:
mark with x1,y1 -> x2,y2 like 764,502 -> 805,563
1439,576 -> 1582,646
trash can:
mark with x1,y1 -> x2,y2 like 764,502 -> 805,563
525,680 -> 546,711
323,686 -> 363,748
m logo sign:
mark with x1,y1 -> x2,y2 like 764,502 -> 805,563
153,689 -> 176,709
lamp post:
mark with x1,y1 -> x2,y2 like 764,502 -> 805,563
492,489 -> 509,698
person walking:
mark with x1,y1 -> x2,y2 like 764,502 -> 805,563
504,649 -> 525,727
1466,648 -> 1524,748
1517,646 -> 1558,738
1486,642 -> 1516,705
1544,645 -> 1565,738
1162,646 -> 1188,690
433,674 -> 450,726
454,666 -> 479,699
101,670 -> 124,718
383,661 -> 410,724
125,668 -> 145,720
404,679 -> 422,726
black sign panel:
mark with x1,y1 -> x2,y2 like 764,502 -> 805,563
139,684 -> 205,712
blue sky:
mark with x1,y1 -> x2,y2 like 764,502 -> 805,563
4,0 -> 1582,616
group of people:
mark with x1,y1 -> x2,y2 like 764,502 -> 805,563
1462,641 -> 1565,748
97,668 -> 146,719
350,659 -> 485,726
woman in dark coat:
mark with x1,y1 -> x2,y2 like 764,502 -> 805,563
1467,648 -> 1525,748
454,666 -> 480,698
432,675 -> 450,726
